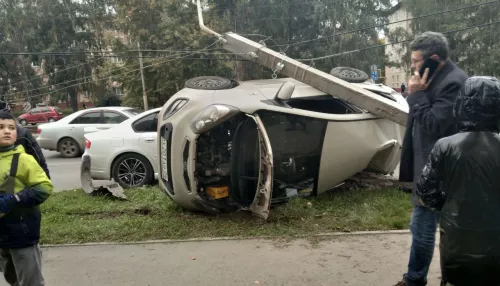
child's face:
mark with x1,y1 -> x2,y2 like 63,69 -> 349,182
0,119 -> 17,147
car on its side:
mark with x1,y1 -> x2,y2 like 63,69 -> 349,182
157,70 -> 408,219
81,108 -> 161,188
36,106 -> 140,158
18,106 -> 65,126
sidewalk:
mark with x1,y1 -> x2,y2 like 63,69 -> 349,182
0,232 -> 442,286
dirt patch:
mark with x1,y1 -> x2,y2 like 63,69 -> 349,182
68,207 -> 153,219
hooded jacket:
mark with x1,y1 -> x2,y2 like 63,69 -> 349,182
416,76 -> 500,286
15,124 -> 50,179
0,145 -> 53,249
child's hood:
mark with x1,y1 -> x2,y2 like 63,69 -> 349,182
0,145 -> 26,159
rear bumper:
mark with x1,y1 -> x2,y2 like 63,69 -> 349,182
82,150 -> 112,180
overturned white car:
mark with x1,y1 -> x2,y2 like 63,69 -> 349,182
157,69 -> 408,219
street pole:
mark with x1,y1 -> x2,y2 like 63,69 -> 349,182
137,41 -> 148,111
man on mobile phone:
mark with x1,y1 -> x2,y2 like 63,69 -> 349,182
394,31 -> 468,286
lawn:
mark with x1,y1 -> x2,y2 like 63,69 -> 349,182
40,186 -> 412,245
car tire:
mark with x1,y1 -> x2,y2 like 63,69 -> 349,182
330,67 -> 369,83
58,137 -> 81,158
19,119 -> 28,126
184,76 -> 233,90
48,117 -> 56,123
112,153 -> 154,188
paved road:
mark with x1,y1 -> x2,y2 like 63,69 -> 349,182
43,149 -> 110,191
0,233 -> 442,286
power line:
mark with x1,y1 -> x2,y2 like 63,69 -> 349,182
297,20 -> 500,61
4,53 -> 246,96
9,39 -> 225,103
267,0 -> 500,48
4,55 -> 174,96
2,0 -> 496,91
3,0 -> 494,59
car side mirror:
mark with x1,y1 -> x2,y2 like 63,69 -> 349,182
275,81 -> 295,101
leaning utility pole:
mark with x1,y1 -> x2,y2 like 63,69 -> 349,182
194,0 -> 408,127
138,41 -> 148,111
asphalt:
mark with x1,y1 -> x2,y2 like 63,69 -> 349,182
43,149 -> 110,191
0,233 -> 442,286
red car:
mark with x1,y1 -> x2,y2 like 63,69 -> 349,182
18,106 -> 65,126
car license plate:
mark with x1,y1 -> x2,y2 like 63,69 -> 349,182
160,136 -> 168,182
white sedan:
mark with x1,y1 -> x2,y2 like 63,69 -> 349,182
82,108 -> 161,188
37,106 -> 140,158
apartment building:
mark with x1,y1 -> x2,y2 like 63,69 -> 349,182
384,3 -> 412,91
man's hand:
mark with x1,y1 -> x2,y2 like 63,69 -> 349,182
408,68 -> 429,94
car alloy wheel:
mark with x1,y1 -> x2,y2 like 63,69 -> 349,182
48,117 -> 56,122
59,138 -> 80,158
112,154 -> 153,188
19,119 -> 28,126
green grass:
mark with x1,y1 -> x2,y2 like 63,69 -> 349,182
40,186 -> 412,245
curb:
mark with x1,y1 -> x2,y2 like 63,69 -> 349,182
41,229 -> 411,248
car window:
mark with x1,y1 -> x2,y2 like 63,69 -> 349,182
30,108 -> 40,114
102,111 -> 128,124
122,108 -> 140,117
41,107 -> 50,112
70,112 -> 101,124
286,96 -> 360,114
132,112 -> 159,133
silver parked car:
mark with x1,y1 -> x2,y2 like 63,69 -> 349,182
157,73 -> 408,219
37,106 -> 140,158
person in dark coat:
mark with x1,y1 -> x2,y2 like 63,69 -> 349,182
416,76 -> 500,286
394,31 -> 468,286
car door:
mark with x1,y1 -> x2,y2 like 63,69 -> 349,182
39,107 -> 50,122
101,111 -> 129,130
133,111 -> 160,170
29,108 -> 42,123
246,113 -> 273,220
68,111 -> 102,148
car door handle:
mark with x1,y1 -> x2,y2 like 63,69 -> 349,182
144,138 -> 155,142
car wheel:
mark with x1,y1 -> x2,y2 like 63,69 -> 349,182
19,119 -> 28,126
184,76 -> 233,90
48,117 -> 56,123
112,153 -> 153,188
330,67 -> 369,83
58,138 -> 81,158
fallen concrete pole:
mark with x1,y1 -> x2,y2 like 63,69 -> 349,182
221,33 -> 408,126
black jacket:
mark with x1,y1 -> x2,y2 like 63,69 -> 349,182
416,77 -> 500,286
15,125 -> 50,179
399,60 -> 468,205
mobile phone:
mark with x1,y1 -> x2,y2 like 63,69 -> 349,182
419,58 -> 440,81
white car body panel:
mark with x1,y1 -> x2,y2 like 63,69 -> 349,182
83,108 -> 161,181
36,107 -> 139,153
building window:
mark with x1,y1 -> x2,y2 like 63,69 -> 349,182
115,87 -> 123,96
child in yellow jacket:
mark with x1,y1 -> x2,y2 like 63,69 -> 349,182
0,111 -> 53,286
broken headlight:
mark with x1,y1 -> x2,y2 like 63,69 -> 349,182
190,104 -> 239,134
